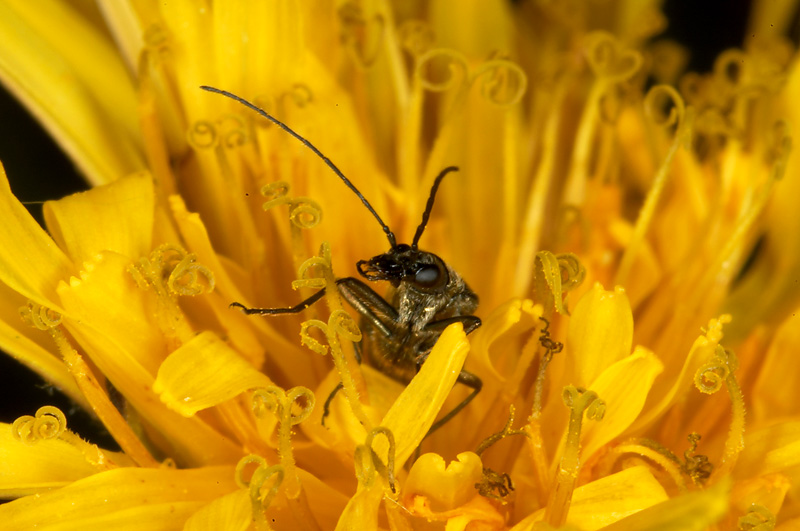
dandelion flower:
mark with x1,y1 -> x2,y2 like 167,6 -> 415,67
1,1 -> 799,530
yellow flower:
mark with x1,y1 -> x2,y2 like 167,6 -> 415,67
1,1 -> 799,530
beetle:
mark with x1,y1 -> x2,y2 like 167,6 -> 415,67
201,86 -> 482,435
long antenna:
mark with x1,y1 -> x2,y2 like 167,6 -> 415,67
200,85 -> 397,248
412,166 -> 458,249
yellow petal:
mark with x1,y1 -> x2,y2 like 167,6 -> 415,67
378,323 -> 470,467
470,298 -> 540,387
95,2 -> 141,74
211,2 -> 305,97
0,1 -> 142,185
154,331 -> 271,417
629,330 -> 721,433
406,493 -> 505,530
567,283 -> 633,386
0,422 -> 99,498
0,466 -> 236,531
0,283 -> 84,407
334,482 -> 383,531
776,518 -> 800,531
731,474 -> 790,519
0,162 -> 73,312
736,421 -> 800,479
567,466 -> 669,530
168,195 -> 249,306
57,254 -> 240,465
183,489 -> 251,531
510,466 -> 668,530
43,173 -> 154,266
600,477 -> 730,531
57,251 -> 166,375
752,309 -> 800,421
581,346 -> 664,459
404,452 -> 483,512
169,195 -> 300,372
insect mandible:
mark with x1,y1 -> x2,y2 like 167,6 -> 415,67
201,86 -> 482,436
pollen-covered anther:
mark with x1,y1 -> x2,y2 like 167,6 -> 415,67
475,468 -> 514,502
398,19 -> 435,58
645,84 -> 688,131
142,23 -> 170,54
682,433 -> 714,486
186,120 -> 219,150
299,309 -> 370,429
471,56 -> 528,107
691,320 -> 746,479
738,503 -> 776,530
261,181 -> 323,230
337,2 -> 385,69
129,244 -> 214,297
282,84 -> 314,108
188,115 -> 249,151
299,319 -> 332,356
355,427 -> 397,494
534,251 -> 587,315
557,254 -> 587,294
216,114 -> 249,148
167,253 -> 215,296
475,405 -> 529,457
235,455 -> 285,531
584,31 -> 643,83
694,345 -> 737,395
251,386 -> 314,499
19,301 -> 62,330
545,386 -> 606,527
292,251 -> 333,291
598,438 -> 690,492
765,120 -> 792,181
11,406 -> 66,444
11,406 -> 110,469
415,49 -> 470,93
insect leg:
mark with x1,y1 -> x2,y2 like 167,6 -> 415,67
229,287 -> 326,315
426,367 -> 482,437
335,277 -> 399,338
422,315 -> 482,335
416,315 -> 483,437
321,381 -> 344,427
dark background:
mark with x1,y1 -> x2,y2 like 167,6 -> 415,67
0,0 -> 781,448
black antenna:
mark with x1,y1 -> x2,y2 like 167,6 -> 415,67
412,166 -> 458,249
200,85 -> 397,248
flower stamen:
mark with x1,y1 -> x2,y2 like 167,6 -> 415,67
474,406 -> 527,502
545,386 -> 606,527
738,503 -> 776,531
355,426 -> 397,494
128,244 -> 214,344
296,244 -> 370,428
525,316 -> 564,506
236,455 -> 285,531
683,433 -> 714,486
251,385 -> 314,499
262,181 -> 322,272
694,341 -> 746,480
12,406 -> 114,470
598,438 -> 689,493
615,85 -> 693,286
533,251 -> 586,317
19,303 -> 158,467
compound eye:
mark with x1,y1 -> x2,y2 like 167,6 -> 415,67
414,264 -> 444,289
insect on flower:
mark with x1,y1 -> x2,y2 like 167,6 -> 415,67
201,86 -> 482,435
